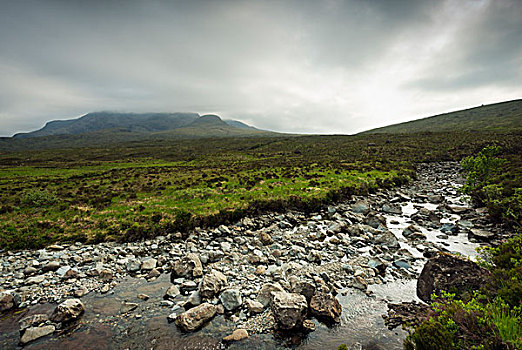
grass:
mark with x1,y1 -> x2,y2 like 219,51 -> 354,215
0,132 -> 520,251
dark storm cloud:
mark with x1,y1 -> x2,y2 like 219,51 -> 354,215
0,0 -> 521,136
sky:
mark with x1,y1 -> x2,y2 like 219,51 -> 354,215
0,0 -> 521,137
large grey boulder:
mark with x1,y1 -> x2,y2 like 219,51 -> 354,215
271,291 -> 307,330
175,303 -> 216,332
50,299 -> 85,323
171,253 -> 203,281
199,270 -> 227,299
417,253 -> 491,303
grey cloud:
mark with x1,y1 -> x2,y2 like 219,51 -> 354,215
0,0 -> 521,136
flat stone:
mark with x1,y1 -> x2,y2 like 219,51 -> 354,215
20,325 -> 55,344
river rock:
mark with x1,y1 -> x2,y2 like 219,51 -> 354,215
302,319 -> 316,332
0,291 -> 21,312
468,228 -> 495,240
309,293 -> 342,323
382,203 -> 402,214
351,200 -> 369,214
271,291 -> 307,330
257,282 -> 285,307
245,299 -> 264,313
417,253 -> 491,303
223,328 -> 249,342
292,280 -> 316,302
175,303 -> 216,332
199,270 -> 227,299
219,289 -> 242,311
164,285 -> 180,300
259,232 -> 274,245
20,325 -> 55,344
50,298 -> 85,323
141,257 -> 157,270
171,253 -> 203,280
42,261 -> 61,272
19,314 -> 49,331
375,231 -> 399,248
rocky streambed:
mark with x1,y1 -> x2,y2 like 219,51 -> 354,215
0,162 -> 513,349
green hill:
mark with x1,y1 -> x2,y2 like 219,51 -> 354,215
361,99 -> 522,134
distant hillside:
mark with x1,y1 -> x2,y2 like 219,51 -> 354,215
2,112 -> 277,151
361,99 -> 522,134
12,112 -> 266,140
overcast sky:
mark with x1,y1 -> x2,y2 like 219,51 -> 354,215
1,0 -> 521,136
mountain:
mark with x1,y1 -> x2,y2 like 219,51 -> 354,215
13,112 -> 265,139
360,99 -> 522,134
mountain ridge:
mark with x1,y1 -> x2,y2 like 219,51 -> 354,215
13,112 -> 262,139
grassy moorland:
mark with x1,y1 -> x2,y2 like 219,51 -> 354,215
0,131 -> 520,251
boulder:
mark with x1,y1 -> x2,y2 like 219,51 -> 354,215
19,314 -> 49,331
309,293 -> 342,323
257,282 -> 284,307
199,270 -> 227,299
50,299 -> 85,323
219,289 -> 242,311
271,291 -> 307,330
292,280 -> 316,302
20,325 -> 55,344
175,303 -> 216,332
171,253 -> 203,280
42,261 -> 61,272
417,253 -> 491,303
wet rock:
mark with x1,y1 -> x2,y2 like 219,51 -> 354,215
393,260 -> 411,270
98,268 -> 114,282
164,285 -> 180,300
364,214 -> 387,229
440,223 -> 459,235
126,259 -> 141,272
375,231 -> 399,248
147,268 -> 161,279
309,293 -> 342,323
199,270 -> 227,299
137,293 -> 150,300
171,253 -> 203,280
180,280 -> 198,293
219,289 -> 242,311
223,328 -> 249,342
382,203 -> 402,215
271,291 -> 308,330
469,228 -> 495,240
121,302 -> 139,313
175,303 -> 217,332
257,282 -> 285,307
20,325 -> 55,344
0,291 -> 21,312
50,298 -> 85,323
417,253 -> 491,303
19,314 -> 49,331
402,224 -> 422,238
348,276 -> 368,291
351,200 -> 369,214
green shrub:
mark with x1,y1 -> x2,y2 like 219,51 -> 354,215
461,145 -> 506,198
20,189 -> 58,207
